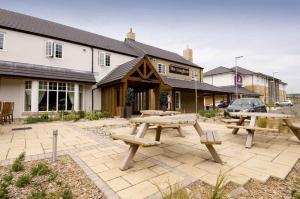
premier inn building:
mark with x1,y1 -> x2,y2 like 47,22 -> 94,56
0,9 -> 230,118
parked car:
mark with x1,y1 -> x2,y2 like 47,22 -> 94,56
275,100 -> 293,107
224,98 -> 267,117
216,101 -> 228,108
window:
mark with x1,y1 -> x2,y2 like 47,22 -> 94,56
192,70 -> 197,78
0,33 -> 4,50
55,43 -> 63,58
175,91 -> 181,109
98,51 -> 111,66
24,81 -> 32,111
105,53 -> 111,66
157,63 -> 166,74
79,85 -> 83,111
45,41 -> 53,57
38,81 -> 75,111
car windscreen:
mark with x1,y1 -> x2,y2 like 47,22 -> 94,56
231,99 -> 254,108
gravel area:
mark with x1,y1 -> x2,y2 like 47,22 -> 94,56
0,155 -> 104,199
188,160 -> 300,198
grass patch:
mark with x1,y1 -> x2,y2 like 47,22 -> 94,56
199,109 -> 221,118
154,180 -> 193,199
84,111 -> 110,121
11,152 -> 26,172
292,177 -> 300,199
15,175 -> 31,188
31,163 -> 51,176
257,117 -> 268,128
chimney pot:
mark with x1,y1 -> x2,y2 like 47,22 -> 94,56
127,28 -> 136,41
183,45 -> 193,62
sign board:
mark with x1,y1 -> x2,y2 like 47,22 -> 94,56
169,65 -> 189,76
234,74 -> 243,87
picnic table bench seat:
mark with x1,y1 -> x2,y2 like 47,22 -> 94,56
200,131 -> 222,145
221,118 -> 249,123
226,124 -> 279,132
111,134 -> 160,147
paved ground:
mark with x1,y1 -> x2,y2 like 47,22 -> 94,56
0,118 -> 300,199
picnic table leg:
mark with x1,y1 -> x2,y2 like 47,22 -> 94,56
245,116 -> 257,148
232,117 -> 245,134
130,124 -> 138,135
283,119 -> 300,141
155,126 -> 162,141
120,123 -> 149,170
205,144 -> 223,163
177,126 -> 185,137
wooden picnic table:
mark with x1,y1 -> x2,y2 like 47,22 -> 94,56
112,114 -> 223,170
228,112 -> 296,148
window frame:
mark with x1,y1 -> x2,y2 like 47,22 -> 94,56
0,32 -> 5,51
192,70 -> 197,78
45,40 -> 53,57
54,43 -> 63,58
157,63 -> 166,74
98,51 -> 111,67
175,91 -> 181,110
24,81 -> 32,112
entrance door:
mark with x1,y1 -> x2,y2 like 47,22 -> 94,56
133,90 -> 149,114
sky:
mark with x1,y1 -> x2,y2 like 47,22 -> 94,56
1,0 -> 299,93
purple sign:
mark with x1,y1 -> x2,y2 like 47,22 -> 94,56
234,74 -> 243,87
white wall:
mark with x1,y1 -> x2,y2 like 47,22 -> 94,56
0,77 -> 24,118
92,49 -> 135,82
203,73 -> 235,86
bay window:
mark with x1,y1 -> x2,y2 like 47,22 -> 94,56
37,81 -> 76,112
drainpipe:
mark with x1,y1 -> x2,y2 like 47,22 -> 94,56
91,47 -> 94,73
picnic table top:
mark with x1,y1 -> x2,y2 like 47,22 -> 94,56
140,110 -> 181,116
229,112 -> 293,118
130,114 -> 197,125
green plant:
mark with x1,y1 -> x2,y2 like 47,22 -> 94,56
199,109 -> 221,118
11,152 -> 26,172
31,163 -> 51,176
125,88 -> 135,106
26,187 -> 47,199
48,171 -> 58,182
208,173 -> 226,199
292,177 -> 300,199
257,117 -> 268,128
84,111 -> 110,120
0,186 -> 9,199
2,174 -> 13,184
16,174 -> 31,188
154,179 -> 193,199
160,91 -> 168,107
62,112 -> 81,121
25,115 -> 51,124
48,187 -> 73,199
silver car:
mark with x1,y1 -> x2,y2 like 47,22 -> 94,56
275,100 -> 293,107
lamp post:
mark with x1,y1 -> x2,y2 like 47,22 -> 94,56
193,76 -> 197,113
273,72 -> 278,104
235,56 -> 244,99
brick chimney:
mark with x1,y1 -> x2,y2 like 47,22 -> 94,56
183,45 -> 193,62
127,28 -> 136,41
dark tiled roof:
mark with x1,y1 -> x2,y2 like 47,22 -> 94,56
0,60 -> 96,83
97,57 -> 144,86
162,77 -> 230,93
219,86 -> 260,96
0,8 -> 139,57
230,66 -> 254,75
204,66 -> 233,77
125,39 -> 201,68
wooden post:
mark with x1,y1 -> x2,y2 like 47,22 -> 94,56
205,144 -> 223,163
194,120 -> 204,136
154,87 -> 160,110
212,94 -> 216,110
245,116 -> 256,148
232,117 -> 245,134
155,126 -> 162,141
52,130 -> 58,162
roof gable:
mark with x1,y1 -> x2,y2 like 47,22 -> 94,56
204,66 -> 233,77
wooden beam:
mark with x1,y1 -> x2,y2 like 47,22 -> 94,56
143,60 -> 147,77
136,68 -> 144,79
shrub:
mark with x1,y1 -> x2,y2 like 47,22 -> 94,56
2,174 -> 13,184
199,110 -> 221,118
48,171 -> 58,182
16,174 -> 31,188
11,160 -> 24,172
154,180 -> 193,199
31,163 -> 51,176
0,186 -> 8,199
62,112 -> 81,121
84,111 -> 110,120
27,187 -> 47,199
208,173 -> 226,199
257,117 -> 268,128
25,115 -> 51,124
48,187 -> 73,199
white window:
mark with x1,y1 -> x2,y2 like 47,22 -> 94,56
0,32 -> 4,50
79,85 -> 84,111
175,91 -> 181,109
192,70 -> 197,78
38,81 -> 75,112
98,51 -> 111,66
24,81 -> 32,111
45,40 -> 53,57
157,63 -> 166,74
54,43 -> 63,58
